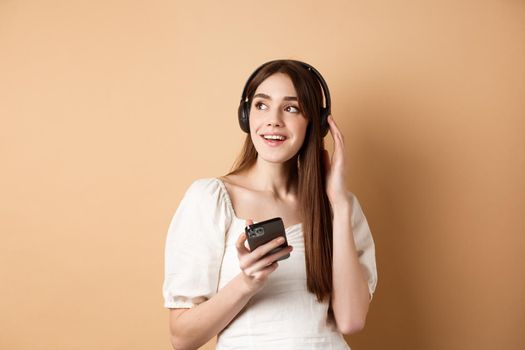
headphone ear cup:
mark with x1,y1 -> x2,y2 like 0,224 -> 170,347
238,101 -> 250,133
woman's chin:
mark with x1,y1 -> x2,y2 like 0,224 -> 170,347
256,152 -> 297,165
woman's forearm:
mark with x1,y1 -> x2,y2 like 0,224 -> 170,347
170,273 -> 254,350
330,196 -> 371,335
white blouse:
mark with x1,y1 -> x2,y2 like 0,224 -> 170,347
163,178 -> 378,349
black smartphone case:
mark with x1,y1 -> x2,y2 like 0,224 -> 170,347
245,217 -> 290,261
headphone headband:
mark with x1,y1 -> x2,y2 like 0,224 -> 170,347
237,59 -> 331,137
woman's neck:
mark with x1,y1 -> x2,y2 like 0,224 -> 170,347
244,156 -> 298,199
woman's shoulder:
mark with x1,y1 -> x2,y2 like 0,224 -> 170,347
216,173 -> 252,194
216,173 -> 241,187
179,177 -> 233,221
184,177 -> 225,198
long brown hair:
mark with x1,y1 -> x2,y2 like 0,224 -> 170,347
226,60 -> 334,316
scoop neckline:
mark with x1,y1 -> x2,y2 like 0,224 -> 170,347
214,177 -> 302,232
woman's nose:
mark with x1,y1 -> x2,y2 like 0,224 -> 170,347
266,110 -> 284,127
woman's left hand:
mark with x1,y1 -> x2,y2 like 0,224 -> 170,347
323,115 -> 350,205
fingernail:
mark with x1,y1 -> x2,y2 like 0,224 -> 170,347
278,237 -> 285,243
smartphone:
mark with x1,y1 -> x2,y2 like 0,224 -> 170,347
245,217 -> 290,261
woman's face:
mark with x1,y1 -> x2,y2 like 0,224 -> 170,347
249,73 -> 309,164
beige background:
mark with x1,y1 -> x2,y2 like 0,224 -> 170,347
1,0 -> 524,349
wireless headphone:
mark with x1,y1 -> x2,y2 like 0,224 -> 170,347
237,59 -> 332,137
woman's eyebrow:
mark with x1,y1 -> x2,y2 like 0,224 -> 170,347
253,93 -> 298,101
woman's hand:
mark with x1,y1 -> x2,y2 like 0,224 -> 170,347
236,219 -> 293,295
323,115 -> 351,205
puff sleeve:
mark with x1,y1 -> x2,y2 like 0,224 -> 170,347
349,192 -> 378,301
163,178 -> 232,308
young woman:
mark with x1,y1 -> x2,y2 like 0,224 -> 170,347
163,59 -> 378,349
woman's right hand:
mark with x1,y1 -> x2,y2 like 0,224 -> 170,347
236,219 -> 293,295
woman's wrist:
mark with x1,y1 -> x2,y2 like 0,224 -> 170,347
329,192 -> 353,212
234,273 -> 258,298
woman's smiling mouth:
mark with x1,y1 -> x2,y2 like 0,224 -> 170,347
260,133 -> 287,146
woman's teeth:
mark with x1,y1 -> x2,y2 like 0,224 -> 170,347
263,135 -> 286,140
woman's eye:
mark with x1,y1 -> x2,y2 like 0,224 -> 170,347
254,102 -> 268,110
286,105 -> 300,113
